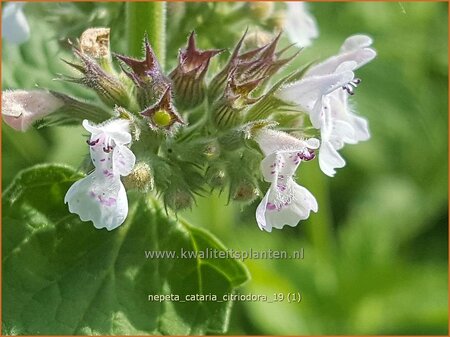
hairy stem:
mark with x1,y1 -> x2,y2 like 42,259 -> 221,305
126,2 -> 166,69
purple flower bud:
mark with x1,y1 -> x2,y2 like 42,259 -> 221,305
115,36 -> 170,109
210,72 -> 264,129
62,46 -> 130,108
169,32 -> 223,110
208,30 -> 298,104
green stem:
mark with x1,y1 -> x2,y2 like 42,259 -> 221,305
126,2 -> 166,69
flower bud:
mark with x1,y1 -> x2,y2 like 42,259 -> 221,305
203,140 -> 221,160
208,30 -> 298,105
210,97 -> 242,130
62,47 -> 130,108
169,32 -> 223,110
115,36 -> 170,109
141,87 -> 186,131
211,74 -> 263,129
205,165 -> 227,189
164,188 -> 194,211
231,180 -> 259,203
1,90 -> 64,131
218,127 -> 246,151
122,162 -> 154,192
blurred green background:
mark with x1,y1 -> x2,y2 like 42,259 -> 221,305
2,2 -> 448,335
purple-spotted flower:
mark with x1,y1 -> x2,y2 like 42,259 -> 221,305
64,119 -> 136,230
254,129 -> 319,232
276,34 -> 376,176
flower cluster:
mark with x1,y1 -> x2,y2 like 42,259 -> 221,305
2,22 -> 375,231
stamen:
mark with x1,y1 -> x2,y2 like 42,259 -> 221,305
342,84 -> 354,95
342,78 -> 362,96
103,145 -> 114,153
298,149 -> 315,161
86,138 -> 100,146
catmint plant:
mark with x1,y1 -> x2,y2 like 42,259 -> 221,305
2,13 -> 376,233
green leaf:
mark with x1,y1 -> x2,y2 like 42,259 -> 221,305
3,164 -> 250,335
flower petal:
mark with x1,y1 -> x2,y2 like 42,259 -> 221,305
260,151 -> 300,183
83,119 -> 132,145
256,190 -> 271,231
113,145 -> 136,176
64,173 -> 128,231
340,34 -> 373,52
307,48 -> 376,77
276,70 -> 354,113
68,118 -> 136,230
256,179 -> 318,232
101,119 -> 132,145
2,90 -> 64,131
255,129 -> 314,155
284,2 -> 319,48
328,89 -> 370,142
318,139 -> 346,177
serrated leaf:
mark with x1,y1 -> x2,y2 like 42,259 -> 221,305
3,164 -> 250,335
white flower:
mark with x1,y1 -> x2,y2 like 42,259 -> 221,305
254,129 -> 319,232
284,2 -> 319,48
1,90 -> 64,131
276,34 -> 376,176
2,2 -> 30,45
317,87 -> 371,176
65,119 -> 136,231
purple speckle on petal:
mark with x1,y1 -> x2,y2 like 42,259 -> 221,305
267,202 -> 277,211
277,184 -> 287,192
298,149 -> 315,161
103,169 -> 114,178
98,195 -> 117,206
